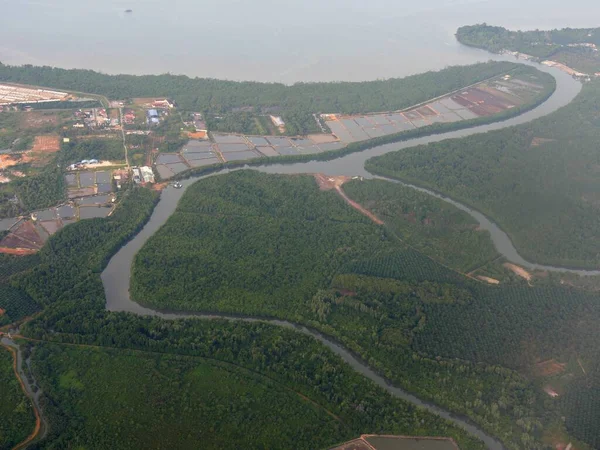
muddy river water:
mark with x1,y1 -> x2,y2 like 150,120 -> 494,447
102,62 -> 593,449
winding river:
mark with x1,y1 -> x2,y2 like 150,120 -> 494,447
102,61 -> 592,450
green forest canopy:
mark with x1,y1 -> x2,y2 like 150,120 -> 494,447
456,24 -> 600,72
366,79 -> 600,269
342,179 -> 498,273
32,345 -> 349,450
1,186 -> 486,450
130,171 -> 600,449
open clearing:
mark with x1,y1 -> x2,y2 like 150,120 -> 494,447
0,153 -> 32,170
533,359 -> 567,377
503,263 -> 532,281
0,83 -> 69,105
314,174 -> 384,225
477,275 -> 500,285
19,111 -> 60,129
530,137 -> 557,147
31,135 -> 60,152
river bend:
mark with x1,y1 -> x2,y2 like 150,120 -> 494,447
102,62 -> 589,449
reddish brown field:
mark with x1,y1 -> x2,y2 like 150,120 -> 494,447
0,220 -> 45,253
0,308 -> 5,317
0,234 -> 38,251
132,97 -> 156,105
31,135 -> 60,152
0,153 -> 32,170
0,247 -> 38,256
415,105 -> 437,117
451,87 -> 520,117
187,131 -> 207,139
534,359 -> 567,377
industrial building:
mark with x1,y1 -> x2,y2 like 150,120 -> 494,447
147,109 -> 160,125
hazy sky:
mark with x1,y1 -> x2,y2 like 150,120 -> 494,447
1,0 -> 599,82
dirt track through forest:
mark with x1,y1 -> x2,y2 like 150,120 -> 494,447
1,341 -> 41,450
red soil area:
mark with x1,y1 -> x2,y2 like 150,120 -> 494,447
31,135 -> 60,152
534,359 -> 567,377
0,220 -> 45,253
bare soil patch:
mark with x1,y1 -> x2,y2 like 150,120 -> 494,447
503,263 -> 532,281
543,385 -> 560,397
151,182 -> 169,191
530,137 -> 557,147
313,174 -> 384,225
477,275 -> 500,285
0,308 -> 5,317
533,359 -> 567,377
187,131 -> 207,139
308,134 -> 338,144
314,173 -> 350,190
31,135 -> 60,152
19,111 -> 59,129
0,153 -> 32,170
132,97 -> 157,106
0,247 -> 38,256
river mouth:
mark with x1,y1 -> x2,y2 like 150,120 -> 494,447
102,60 -> 584,450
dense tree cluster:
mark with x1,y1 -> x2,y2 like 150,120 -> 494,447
14,165 -> 66,211
456,24 -> 600,72
29,338 -> 485,450
59,138 -> 124,165
343,179 -> 498,272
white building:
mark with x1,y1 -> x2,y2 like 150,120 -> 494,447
270,115 -> 285,127
140,166 -> 155,183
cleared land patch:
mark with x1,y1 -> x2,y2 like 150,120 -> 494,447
31,135 -> 60,152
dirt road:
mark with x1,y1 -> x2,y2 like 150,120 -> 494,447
1,337 -> 44,450
313,174 -> 383,225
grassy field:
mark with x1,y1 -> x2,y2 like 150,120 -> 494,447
0,346 -> 36,450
